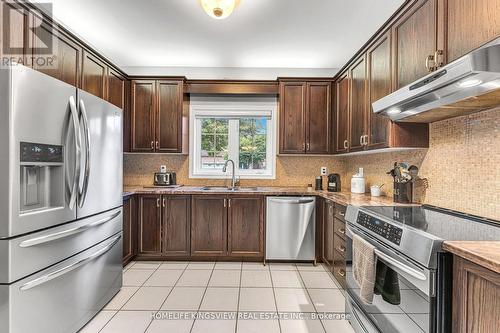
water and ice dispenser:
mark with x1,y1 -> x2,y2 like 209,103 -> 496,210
19,142 -> 64,213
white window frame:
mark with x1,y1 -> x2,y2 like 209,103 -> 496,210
189,97 -> 277,179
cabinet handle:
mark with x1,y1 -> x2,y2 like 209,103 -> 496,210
339,211 -> 345,217
306,142 -> 310,151
155,141 -> 159,150
434,49 -> 444,68
338,269 -> 346,277
360,135 -> 364,146
302,143 -> 305,151
224,198 -> 227,207
338,228 -> 346,235
343,140 -> 348,149
150,141 -> 154,150
228,198 -> 231,208
425,54 -> 436,72
337,245 -> 346,253
162,198 -> 166,208
156,198 -> 160,208
365,135 -> 369,146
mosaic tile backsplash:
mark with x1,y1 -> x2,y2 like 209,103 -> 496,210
124,107 -> 500,220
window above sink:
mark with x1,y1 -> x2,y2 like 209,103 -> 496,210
189,96 -> 277,179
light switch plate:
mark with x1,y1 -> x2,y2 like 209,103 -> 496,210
320,167 -> 327,175
160,165 -> 167,173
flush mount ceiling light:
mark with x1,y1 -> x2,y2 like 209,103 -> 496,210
387,108 -> 402,115
200,0 -> 240,19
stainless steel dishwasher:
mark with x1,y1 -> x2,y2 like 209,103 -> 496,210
265,196 -> 316,262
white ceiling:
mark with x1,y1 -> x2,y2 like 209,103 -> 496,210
39,0 -> 405,78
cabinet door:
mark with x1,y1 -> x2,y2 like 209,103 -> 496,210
156,80 -> 183,153
32,16 -> 81,87
392,0 -> 438,88
322,201 -> 334,268
367,32 -> 392,150
335,72 -> 350,154
81,50 -> 107,99
107,68 -> 125,109
452,256 -> 500,333
227,196 -> 264,258
0,2 -> 30,65
349,56 -> 367,152
138,195 -> 162,255
191,196 -> 227,256
306,82 -> 331,154
279,82 -> 306,154
163,196 -> 191,257
131,80 -> 156,152
122,196 -> 137,265
441,0 -> 500,63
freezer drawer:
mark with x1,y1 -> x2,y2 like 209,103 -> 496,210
0,233 -> 122,333
0,207 -> 122,284
266,196 -> 316,261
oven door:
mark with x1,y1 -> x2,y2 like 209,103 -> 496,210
345,223 -> 435,333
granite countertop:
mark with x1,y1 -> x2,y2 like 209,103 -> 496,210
443,241 -> 500,274
123,185 -> 403,207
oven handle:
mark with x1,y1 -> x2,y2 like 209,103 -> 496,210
374,248 -> 427,281
19,235 -> 121,291
347,224 -> 427,282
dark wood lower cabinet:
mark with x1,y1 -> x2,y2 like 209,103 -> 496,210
452,256 -> 500,333
191,195 -> 227,257
122,195 -> 137,265
163,196 -> 191,256
138,195 -> 162,256
322,201 -> 334,268
227,196 -> 264,257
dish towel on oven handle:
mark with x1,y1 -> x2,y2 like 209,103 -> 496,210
352,234 -> 376,304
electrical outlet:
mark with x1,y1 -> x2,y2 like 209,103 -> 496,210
160,165 -> 167,173
320,167 -> 327,176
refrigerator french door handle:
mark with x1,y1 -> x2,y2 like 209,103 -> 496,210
18,210 -> 121,248
19,234 -> 121,291
68,96 -> 81,210
78,99 -> 91,208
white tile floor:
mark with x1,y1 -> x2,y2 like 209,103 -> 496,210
79,261 -> 355,333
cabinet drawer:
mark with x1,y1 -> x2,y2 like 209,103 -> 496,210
334,204 -> 347,220
334,218 -> 346,239
334,233 -> 347,258
333,261 -> 347,289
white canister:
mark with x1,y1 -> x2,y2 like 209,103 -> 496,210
351,168 -> 366,193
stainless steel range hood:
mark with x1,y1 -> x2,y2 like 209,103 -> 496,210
373,37 -> 500,123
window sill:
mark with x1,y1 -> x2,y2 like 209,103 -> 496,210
189,173 -> 276,180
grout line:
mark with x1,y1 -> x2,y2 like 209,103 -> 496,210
188,261 -> 217,333
296,269 -> 327,333
234,261 -> 243,333
269,262 -> 283,333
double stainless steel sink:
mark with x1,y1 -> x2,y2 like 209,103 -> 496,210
200,186 -> 259,192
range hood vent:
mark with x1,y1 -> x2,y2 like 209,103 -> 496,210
373,37 -> 500,123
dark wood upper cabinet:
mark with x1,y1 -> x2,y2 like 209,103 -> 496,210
306,82 -> 331,154
31,16 -> 81,87
452,256 -> 500,333
367,32 -> 392,150
138,195 -> 162,255
81,50 -> 107,99
227,196 -> 264,258
0,2 -> 30,65
156,80 -> 183,153
334,72 -> 350,154
163,196 -> 191,256
392,0 -> 438,88
107,68 -> 125,109
349,56 -> 367,152
191,196 -> 227,257
123,196 -> 137,265
440,0 -> 500,64
279,80 -> 332,154
279,82 -> 307,154
131,80 -> 156,152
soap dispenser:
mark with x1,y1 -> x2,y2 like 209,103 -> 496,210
351,168 -> 366,194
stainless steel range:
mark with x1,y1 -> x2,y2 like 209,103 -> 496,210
344,205 -> 500,333
0,65 -> 123,333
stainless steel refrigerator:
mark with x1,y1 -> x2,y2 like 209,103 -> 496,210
0,65 -> 123,333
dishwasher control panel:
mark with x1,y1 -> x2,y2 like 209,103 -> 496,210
356,211 -> 402,245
